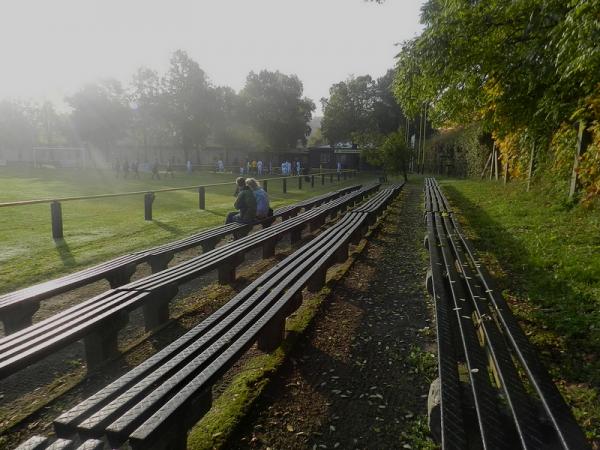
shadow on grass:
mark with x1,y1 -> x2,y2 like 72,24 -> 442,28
53,239 -> 76,267
443,184 -> 599,386
153,220 -> 183,236
204,209 -> 227,218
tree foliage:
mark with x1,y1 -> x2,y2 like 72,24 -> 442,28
394,0 -> 600,202
240,70 -> 315,150
321,70 -> 406,145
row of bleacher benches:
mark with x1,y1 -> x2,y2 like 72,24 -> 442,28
423,178 -> 589,450
0,186 -> 358,335
11,182 -> 405,450
0,184 -> 374,376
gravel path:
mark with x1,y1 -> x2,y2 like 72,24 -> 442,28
226,183 -> 438,449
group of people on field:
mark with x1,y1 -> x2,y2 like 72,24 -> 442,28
225,177 -> 272,224
239,159 -> 264,176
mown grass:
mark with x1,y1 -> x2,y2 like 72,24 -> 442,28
439,178 -> 600,443
0,166 -> 370,293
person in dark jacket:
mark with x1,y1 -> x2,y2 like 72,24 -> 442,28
226,177 -> 257,224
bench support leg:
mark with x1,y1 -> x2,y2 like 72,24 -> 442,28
106,263 -> 138,288
309,217 -> 325,232
290,227 -> 303,244
130,391 -> 212,450
262,239 -> 277,259
218,259 -> 239,285
258,314 -> 285,352
200,238 -> 218,252
148,253 -> 174,273
2,301 -> 40,335
143,284 -> 179,331
307,268 -> 326,292
84,312 -> 129,370
335,242 -> 349,263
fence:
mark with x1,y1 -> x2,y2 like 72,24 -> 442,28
0,170 -> 358,239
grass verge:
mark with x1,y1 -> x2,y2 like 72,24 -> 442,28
0,167 -> 371,293
439,178 -> 600,444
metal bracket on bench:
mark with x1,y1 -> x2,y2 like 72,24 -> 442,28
106,263 -> 138,289
1,300 -> 41,335
84,311 -> 129,370
148,252 -> 175,273
143,284 -> 179,331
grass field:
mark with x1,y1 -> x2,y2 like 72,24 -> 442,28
0,167 -> 371,293
440,178 -> 600,442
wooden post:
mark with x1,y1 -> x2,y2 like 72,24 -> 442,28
144,193 -> 154,221
321,174 -> 325,185
329,173 -> 333,183
481,152 -> 493,179
51,201 -> 63,239
527,142 -> 535,192
422,104 -> 428,173
311,175 -> 315,187
282,177 -> 287,193
263,179 -> 268,192
298,175 -> 302,189
569,121 -> 591,201
494,144 -> 499,181
198,186 -> 205,210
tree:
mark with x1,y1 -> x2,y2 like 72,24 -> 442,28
321,71 -> 407,145
240,70 -> 315,150
0,101 -> 36,159
321,75 -> 376,145
362,131 -> 410,180
67,79 -> 130,153
129,67 -> 169,156
162,50 -> 213,160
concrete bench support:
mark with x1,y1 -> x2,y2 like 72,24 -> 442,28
143,285 -> 179,331
84,312 -> 129,370
2,301 -> 41,335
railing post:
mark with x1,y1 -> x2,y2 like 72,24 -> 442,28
343,171 -> 347,180
263,179 -> 268,192
198,186 -> 205,210
330,173 -> 333,183
311,175 -> 315,188
144,192 -> 154,221
283,178 -> 287,193
321,174 -> 325,185
51,201 -> 63,239
298,175 -> 302,189
337,172 -> 340,182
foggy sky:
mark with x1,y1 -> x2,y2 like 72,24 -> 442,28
0,0 -> 425,113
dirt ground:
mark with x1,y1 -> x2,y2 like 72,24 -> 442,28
225,184 -> 438,449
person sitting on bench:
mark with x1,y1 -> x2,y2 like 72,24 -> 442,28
246,178 -> 273,219
226,177 -> 257,224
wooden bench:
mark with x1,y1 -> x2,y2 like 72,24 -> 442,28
423,178 -> 589,450
50,186 -> 400,450
0,184 -> 379,378
14,436 -> 103,450
0,185 -> 362,335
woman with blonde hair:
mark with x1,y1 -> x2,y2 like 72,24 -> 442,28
246,178 -> 272,219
